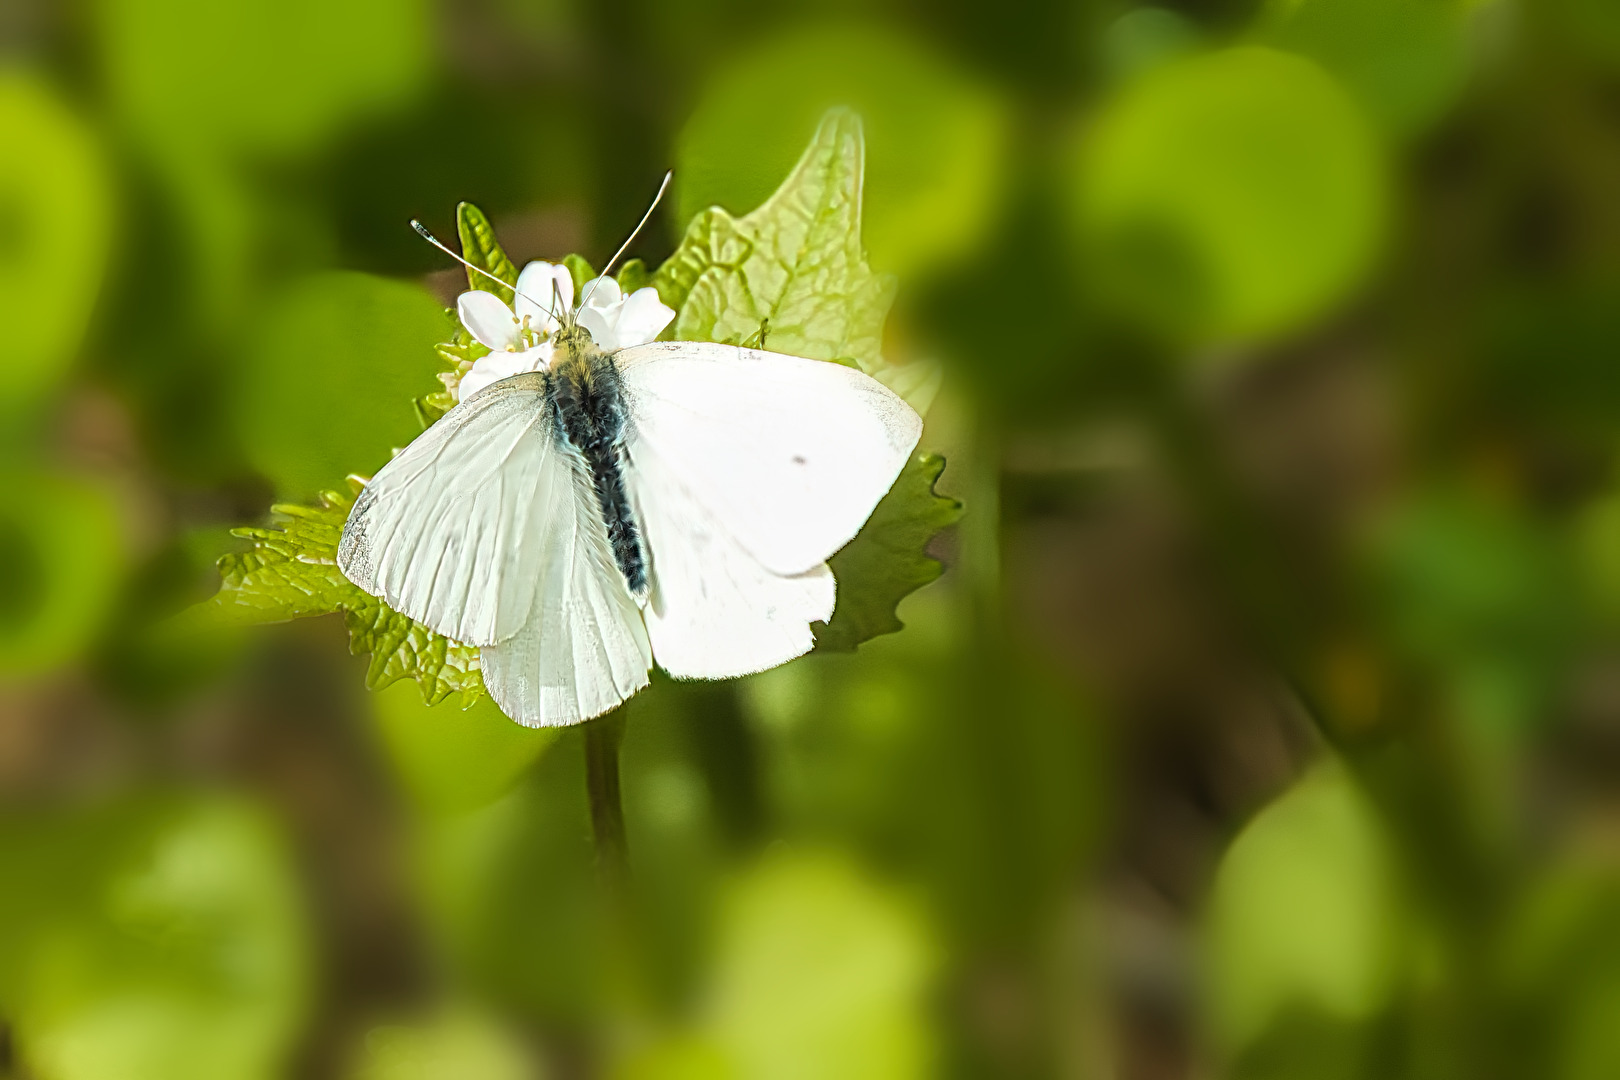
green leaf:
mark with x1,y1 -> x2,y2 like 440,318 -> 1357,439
181,484 -> 483,706
653,109 -> 962,653
812,453 -> 962,653
1073,46 -> 1388,346
454,202 -> 517,303
98,0 -> 429,158
370,680 -> 558,816
435,334 -> 485,372
0,72 -> 114,414
432,332 -> 486,417
654,108 -> 897,376
412,394 -> 449,430
614,851 -> 943,1079
0,795 -> 311,1080
197,498 -> 359,624
0,470 -> 124,677
673,25 -> 1007,278
236,272 -> 452,499
347,1003 -> 538,1080
871,360 -> 943,418
344,600 -> 483,704
704,849 -> 937,1080
614,257 -> 651,296
562,254 -> 597,297
1206,763 -> 1406,1051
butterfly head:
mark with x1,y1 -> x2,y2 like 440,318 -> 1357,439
550,320 -> 599,364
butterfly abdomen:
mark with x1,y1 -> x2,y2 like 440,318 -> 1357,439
550,350 -> 648,598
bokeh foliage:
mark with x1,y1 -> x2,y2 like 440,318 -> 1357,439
10,0 -> 1620,1077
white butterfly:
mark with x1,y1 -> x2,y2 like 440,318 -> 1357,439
337,227 -> 922,727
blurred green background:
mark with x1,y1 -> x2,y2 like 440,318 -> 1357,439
7,0 -> 1620,1076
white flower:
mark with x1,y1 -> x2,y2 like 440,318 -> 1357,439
454,261 -> 569,400
575,276 -> 675,351
455,262 -> 676,402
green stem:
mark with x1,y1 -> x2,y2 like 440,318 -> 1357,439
584,710 -> 651,1024
584,712 -> 629,889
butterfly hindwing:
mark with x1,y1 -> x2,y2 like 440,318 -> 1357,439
480,454 -> 652,726
627,436 -> 835,679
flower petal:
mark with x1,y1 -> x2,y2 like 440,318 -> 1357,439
576,302 -> 619,351
579,275 -> 623,311
528,338 -> 556,371
457,290 -> 521,352
457,342 -> 553,401
515,262 -> 573,331
613,287 -> 676,347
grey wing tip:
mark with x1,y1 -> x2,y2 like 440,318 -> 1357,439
336,487 -> 378,593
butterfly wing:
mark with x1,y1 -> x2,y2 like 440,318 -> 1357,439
338,371 -> 650,725
480,454 -> 652,727
339,373 -> 560,647
614,342 -> 921,679
626,440 -> 835,678
614,342 -> 923,575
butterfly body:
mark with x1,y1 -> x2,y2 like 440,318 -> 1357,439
546,326 -> 647,600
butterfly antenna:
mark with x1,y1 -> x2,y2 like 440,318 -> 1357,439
409,220 -> 562,321
551,275 -> 570,329
579,170 -> 672,309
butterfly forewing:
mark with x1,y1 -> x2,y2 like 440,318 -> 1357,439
339,374 -> 559,646
614,342 -> 923,577
615,341 -> 921,679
